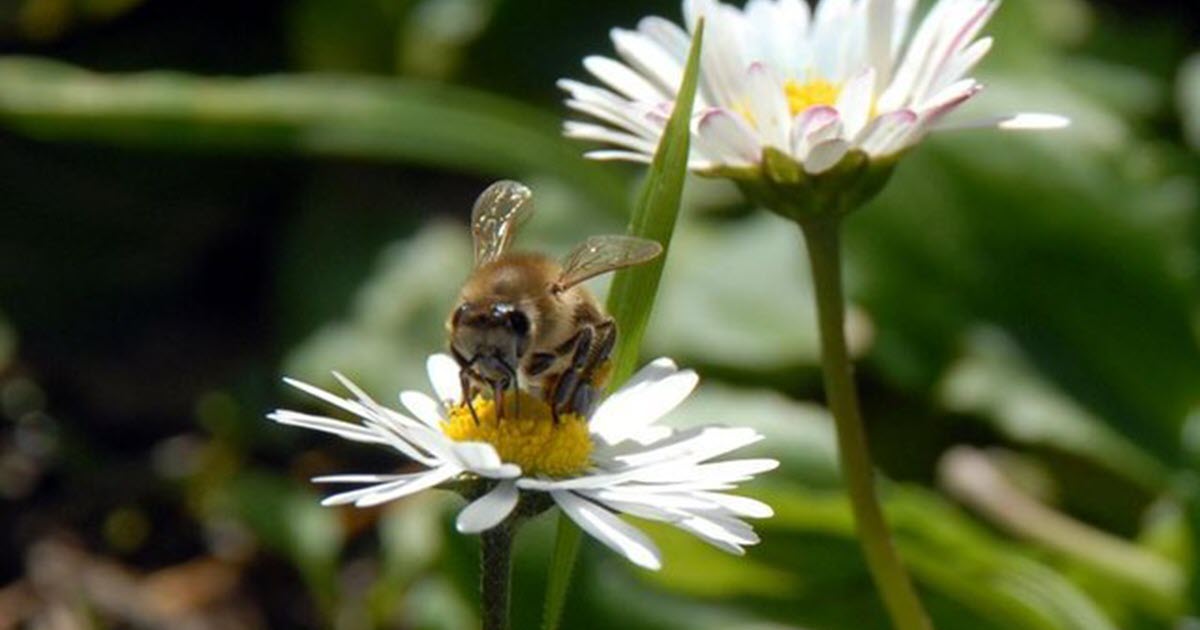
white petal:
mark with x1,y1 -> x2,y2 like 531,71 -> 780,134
611,28 -> 684,95
835,68 -> 876,138
581,492 -> 684,523
612,427 -> 763,468
812,0 -> 856,79
878,0 -> 958,110
268,410 -> 387,444
867,0 -> 895,87
790,105 -> 841,157
313,473 -> 413,483
584,55 -> 665,102
285,373 -> 441,466
560,78 -> 665,137
427,354 -> 462,406
694,491 -> 775,518
892,0 -> 917,55
399,391 -> 445,429
564,121 -> 659,153
370,417 -> 455,465
638,16 -> 691,62
691,108 -> 762,166
690,1 -> 751,110
745,0 -> 810,75
857,109 -> 918,155
590,359 -> 699,446
631,458 -> 781,484
937,112 -> 1072,131
744,62 -> 790,150
456,481 -> 519,533
319,466 -> 457,507
938,36 -> 992,91
282,376 -> 371,419
584,149 -> 655,164
689,513 -> 760,545
565,99 -> 658,139
553,491 -> 662,570
910,1 -> 996,105
677,513 -> 759,553
909,79 -> 983,143
452,442 -> 521,479
804,139 -> 851,174
354,465 -> 461,508
627,425 -> 674,445
995,112 -> 1071,130
586,488 -> 718,512
677,519 -> 746,554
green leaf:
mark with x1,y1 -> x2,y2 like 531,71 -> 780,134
938,327 -> 1171,490
850,68 -> 1200,462
540,509 -> 584,630
1180,52 -> 1200,152
646,211 -> 875,372
636,485 -> 1122,630
603,18 -> 704,386
0,311 -> 14,370
0,56 -> 626,215
223,471 -> 343,615
542,18 -> 705,630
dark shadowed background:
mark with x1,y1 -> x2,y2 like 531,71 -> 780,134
0,1 -> 1197,628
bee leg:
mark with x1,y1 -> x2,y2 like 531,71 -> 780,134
570,383 -> 596,418
510,359 -> 520,419
460,369 -> 480,425
450,347 -> 482,425
527,352 -> 557,377
587,320 -> 617,382
552,326 -> 594,420
495,357 -> 520,421
569,320 -> 615,416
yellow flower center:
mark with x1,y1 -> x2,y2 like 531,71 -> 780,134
784,79 -> 842,116
442,390 -> 592,477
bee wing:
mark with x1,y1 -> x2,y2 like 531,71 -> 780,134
471,180 -> 534,267
556,235 -> 663,290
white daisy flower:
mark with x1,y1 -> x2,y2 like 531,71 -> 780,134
268,355 -> 778,570
560,0 -> 1069,176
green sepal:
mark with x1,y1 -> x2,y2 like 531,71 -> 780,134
708,148 -> 901,224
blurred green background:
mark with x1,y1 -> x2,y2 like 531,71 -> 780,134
0,0 -> 1197,628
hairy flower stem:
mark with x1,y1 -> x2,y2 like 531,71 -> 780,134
481,524 -> 514,630
801,217 -> 932,630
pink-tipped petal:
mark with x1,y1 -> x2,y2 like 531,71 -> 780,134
804,138 -> 851,174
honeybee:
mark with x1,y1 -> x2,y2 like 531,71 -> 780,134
447,180 -> 662,421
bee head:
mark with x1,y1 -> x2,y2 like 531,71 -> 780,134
449,300 -> 533,384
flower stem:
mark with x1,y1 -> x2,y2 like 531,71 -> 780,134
481,524 -> 514,630
801,217 -> 932,630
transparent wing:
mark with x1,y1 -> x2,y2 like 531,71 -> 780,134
556,235 -> 663,290
471,180 -> 534,267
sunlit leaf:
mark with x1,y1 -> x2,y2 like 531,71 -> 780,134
1180,53 -> 1200,152
0,56 -> 627,214
939,328 -> 1170,490
223,472 -> 343,613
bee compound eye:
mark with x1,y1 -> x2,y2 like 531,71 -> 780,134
452,303 -> 471,325
507,311 -> 531,336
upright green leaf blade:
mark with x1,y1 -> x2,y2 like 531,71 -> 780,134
541,19 -> 705,630
603,19 -> 705,387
